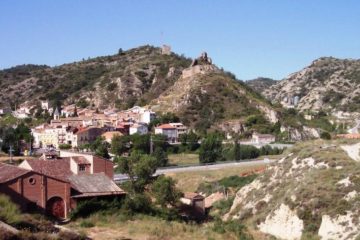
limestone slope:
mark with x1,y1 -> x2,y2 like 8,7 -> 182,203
263,57 -> 360,113
226,139 -> 360,240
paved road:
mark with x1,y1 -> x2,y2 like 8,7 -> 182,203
114,159 -> 274,182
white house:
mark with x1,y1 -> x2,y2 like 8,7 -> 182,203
140,110 -> 156,124
41,101 -> 49,110
251,133 -> 275,144
155,124 -> 178,143
169,123 -> 188,138
129,123 -> 148,135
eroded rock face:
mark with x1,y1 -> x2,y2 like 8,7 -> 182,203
340,142 -> 360,161
263,57 -> 360,113
258,204 -> 303,240
226,140 -> 360,239
318,212 -> 360,240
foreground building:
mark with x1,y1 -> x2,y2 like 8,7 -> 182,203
0,152 -> 124,219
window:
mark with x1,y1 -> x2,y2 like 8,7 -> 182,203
79,165 -> 86,171
29,177 -> 36,185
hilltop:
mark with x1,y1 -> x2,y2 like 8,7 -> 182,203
263,57 -> 360,114
225,139 -> 360,239
0,46 -> 190,110
0,46 -> 277,133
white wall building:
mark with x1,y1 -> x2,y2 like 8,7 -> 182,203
129,123 -> 148,135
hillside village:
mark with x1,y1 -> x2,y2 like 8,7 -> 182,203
1,45 -> 360,240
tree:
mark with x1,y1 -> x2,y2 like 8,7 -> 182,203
131,134 -> 150,154
199,133 -> 223,164
151,148 -> 168,167
111,135 -> 130,155
233,138 -> 241,161
152,134 -> 169,151
151,176 -> 182,207
179,131 -> 200,152
118,48 -> 123,55
90,136 -> 110,159
117,151 -> 158,193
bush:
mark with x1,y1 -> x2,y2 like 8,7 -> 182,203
0,194 -> 22,224
58,144 -> 71,150
70,198 -> 122,219
320,131 -> 331,140
213,218 -> 253,240
199,133 -> 223,163
79,219 -> 94,228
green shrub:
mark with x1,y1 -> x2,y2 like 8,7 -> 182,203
213,218 -> 253,240
58,144 -> 72,150
320,132 -> 331,140
79,220 -> 94,228
0,194 -> 22,224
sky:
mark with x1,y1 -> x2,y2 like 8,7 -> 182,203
0,0 -> 359,80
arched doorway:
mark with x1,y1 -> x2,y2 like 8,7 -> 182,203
46,197 -> 65,219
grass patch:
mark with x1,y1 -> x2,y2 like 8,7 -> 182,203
168,153 -> 199,166
0,194 -> 22,224
167,164 -> 266,192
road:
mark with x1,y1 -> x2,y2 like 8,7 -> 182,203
114,159 -> 274,182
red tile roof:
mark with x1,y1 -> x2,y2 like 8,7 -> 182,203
0,163 -> 30,183
183,192 -> 204,200
24,158 -> 73,180
156,124 -> 176,129
71,156 -> 90,165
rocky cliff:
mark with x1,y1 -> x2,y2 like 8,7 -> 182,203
246,77 -> 277,94
263,57 -> 360,113
225,139 -> 360,239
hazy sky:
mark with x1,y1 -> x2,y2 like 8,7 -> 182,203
0,0 -> 359,80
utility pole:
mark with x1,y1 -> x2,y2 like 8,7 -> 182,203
150,135 -> 153,154
9,145 -> 14,164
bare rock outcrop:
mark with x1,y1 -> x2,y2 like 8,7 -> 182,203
226,139 -> 360,239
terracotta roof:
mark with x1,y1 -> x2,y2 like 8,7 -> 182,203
337,134 -> 360,139
71,156 -> 90,165
24,158 -> 73,180
101,131 -> 123,139
156,124 -> 176,129
69,173 -> 125,197
0,163 -> 30,183
183,192 -> 204,200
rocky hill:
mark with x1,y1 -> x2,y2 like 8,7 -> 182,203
151,53 -> 277,131
245,77 -> 277,94
0,46 -> 278,133
263,57 -> 360,113
225,139 -> 360,239
0,46 -> 191,110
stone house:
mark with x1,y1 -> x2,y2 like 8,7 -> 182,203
251,133 -> 276,144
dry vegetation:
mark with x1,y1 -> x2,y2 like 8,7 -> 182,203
168,153 -> 199,166
166,164 -> 267,192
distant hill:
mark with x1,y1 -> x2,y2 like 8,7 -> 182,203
245,77 -> 277,94
0,46 -> 190,110
0,46 -> 277,133
263,57 -> 360,113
